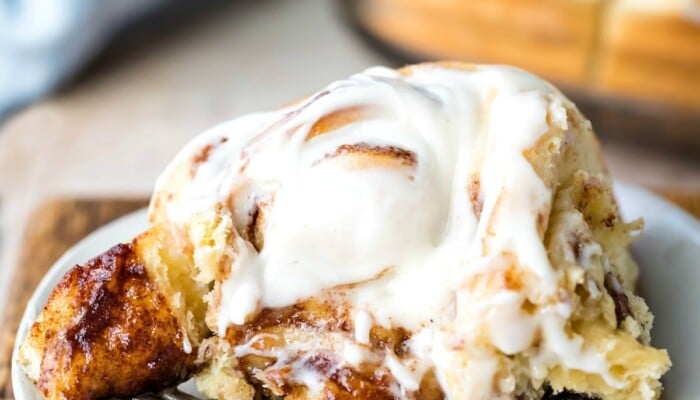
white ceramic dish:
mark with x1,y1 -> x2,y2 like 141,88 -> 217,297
12,183 -> 700,399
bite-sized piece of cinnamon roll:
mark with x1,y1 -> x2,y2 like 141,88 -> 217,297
150,62 -> 670,400
18,226 -> 209,400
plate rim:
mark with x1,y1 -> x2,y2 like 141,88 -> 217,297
614,181 -> 700,242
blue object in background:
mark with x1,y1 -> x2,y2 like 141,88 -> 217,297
0,0 -> 163,120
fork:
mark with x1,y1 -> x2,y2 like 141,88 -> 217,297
129,387 -> 200,400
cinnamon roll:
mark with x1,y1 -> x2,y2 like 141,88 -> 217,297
20,63 -> 671,400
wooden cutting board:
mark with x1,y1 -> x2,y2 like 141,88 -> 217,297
0,194 -> 698,399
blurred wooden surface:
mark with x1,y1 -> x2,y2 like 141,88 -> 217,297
660,191 -> 700,219
0,3 -> 698,383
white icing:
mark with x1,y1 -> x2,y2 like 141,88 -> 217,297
291,359 -> 327,397
343,342 -> 369,367
152,65 -> 619,398
354,310 -> 372,344
182,335 -> 192,354
385,352 -> 421,392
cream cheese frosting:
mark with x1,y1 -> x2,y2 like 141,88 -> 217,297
151,64 -> 623,399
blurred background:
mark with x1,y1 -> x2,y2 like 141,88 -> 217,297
0,0 -> 698,329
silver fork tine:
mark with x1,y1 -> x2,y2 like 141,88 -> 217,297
159,388 -> 201,400
128,387 -> 201,400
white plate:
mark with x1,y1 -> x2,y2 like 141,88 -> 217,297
12,183 -> 700,399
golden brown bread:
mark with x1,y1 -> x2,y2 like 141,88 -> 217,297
18,227 -> 208,400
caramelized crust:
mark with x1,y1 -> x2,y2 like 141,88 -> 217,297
210,300 -> 438,400
320,143 -> 417,169
307,106 -> 377,141
20,241 -> 197,400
